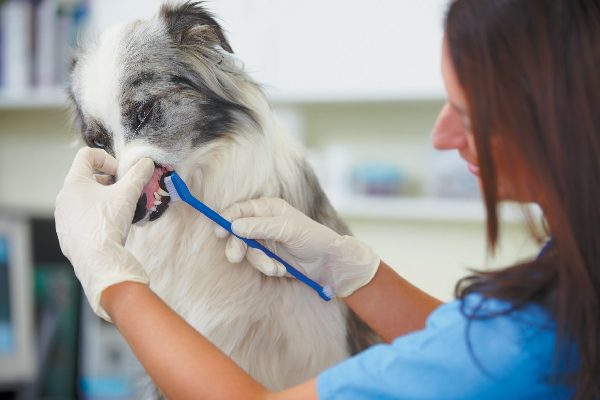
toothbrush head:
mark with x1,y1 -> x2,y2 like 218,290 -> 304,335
163,174 -> 182,202
322,285 -> 335,301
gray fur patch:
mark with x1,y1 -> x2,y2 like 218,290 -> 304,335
281,160 -> 381,354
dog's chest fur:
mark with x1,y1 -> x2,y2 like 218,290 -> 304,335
125,179 -> 351,390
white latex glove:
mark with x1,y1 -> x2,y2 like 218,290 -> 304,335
216,198 -> 380,298
55,147 -> 155,321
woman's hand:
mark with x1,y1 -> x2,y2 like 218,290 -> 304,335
54,147 -> 155,321
216,198 -> 380,297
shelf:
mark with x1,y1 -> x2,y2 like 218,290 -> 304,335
0,86 -> 444,111
0,88 -> 68,110
330,195 -> 539,224
266,89 -> 445,105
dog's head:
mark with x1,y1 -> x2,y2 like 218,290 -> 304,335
69,1 -> 258,224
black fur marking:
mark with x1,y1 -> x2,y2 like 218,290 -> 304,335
160,1 -> 233,53
83,118 -> 114,156
165,70 -> 258,145
132,194 -> 148,224
158,170 -> 172,191
191,99 -> 249,146
68,87 -> 115,155
128,72 -> 157,88
148,172 -> 173,221
149,195 -> 171,221
168,74 -> 200,90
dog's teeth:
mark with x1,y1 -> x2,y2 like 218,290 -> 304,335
154,200 -> 162,206
150,206 -> 157,212
158,188 -> 169,197
154,192 -> 160,200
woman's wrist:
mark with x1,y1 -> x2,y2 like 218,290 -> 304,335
344,261 -> 442,342
101,281 -> 150,323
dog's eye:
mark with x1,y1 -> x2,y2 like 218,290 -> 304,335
85,126 -> 109,149
136,102 -> 154,127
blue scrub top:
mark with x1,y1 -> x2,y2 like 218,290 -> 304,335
318,293 -> 574,399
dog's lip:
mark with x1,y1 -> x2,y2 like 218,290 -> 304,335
132,162 -> 174,224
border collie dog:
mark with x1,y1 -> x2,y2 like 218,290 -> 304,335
68,1 -> 376,393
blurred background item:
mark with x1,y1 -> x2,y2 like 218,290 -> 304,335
351,162 -> 406,197
0,0 -> 89,93
425,149 -> 481,199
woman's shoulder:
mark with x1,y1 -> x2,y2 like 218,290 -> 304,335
434,292 -> 554,326
426,293 -> 556,371
427,292 -> 557,353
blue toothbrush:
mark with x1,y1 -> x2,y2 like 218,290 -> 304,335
163,171 -> 334,301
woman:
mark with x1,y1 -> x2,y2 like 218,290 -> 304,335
54,0 -> 599,398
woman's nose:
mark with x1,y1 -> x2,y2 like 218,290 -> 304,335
431,103 -> 468,150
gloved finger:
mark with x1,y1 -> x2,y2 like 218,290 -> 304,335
231,216 -> 290,242
66,147 -> 118,181
115,158 -> 155,203
214,226 -> 230,239
246,248 -> 287,277
221,198 -> 287,222
94,174 -> 115,186
225,236 -> 247,263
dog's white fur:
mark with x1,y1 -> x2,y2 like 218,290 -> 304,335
74,10 -> 359,392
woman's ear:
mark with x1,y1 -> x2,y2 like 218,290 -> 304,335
159,1 -> 233,54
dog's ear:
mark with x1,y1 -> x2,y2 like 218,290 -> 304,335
160,1 -> 233,54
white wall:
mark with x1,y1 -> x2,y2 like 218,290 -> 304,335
89,0 -> 447,100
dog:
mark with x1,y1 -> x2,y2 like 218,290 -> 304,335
68,1 -> 377,394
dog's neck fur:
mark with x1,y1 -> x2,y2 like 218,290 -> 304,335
177,80 -> 309,215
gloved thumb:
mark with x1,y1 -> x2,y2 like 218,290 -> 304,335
116,158 -> 155,202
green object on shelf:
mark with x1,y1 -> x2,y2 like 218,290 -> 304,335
34,262 -> 81,400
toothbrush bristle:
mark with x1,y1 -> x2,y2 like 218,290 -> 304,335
164,176 -> 181,202
323,285 -> 335,300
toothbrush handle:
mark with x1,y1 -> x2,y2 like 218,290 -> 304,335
171,173 -> 332,301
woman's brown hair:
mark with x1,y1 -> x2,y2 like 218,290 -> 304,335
445,0 -> 600,398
